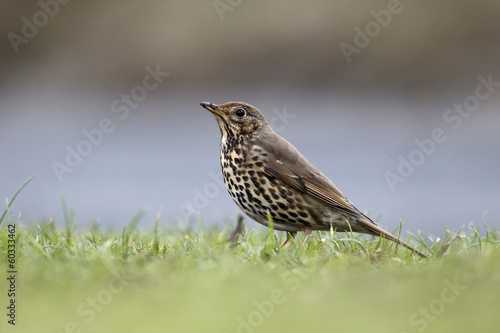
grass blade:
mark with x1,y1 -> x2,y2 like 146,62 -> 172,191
127,210 -> 145,233
0,175 -> 34,226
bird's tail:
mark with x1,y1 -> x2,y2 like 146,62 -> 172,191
356,215 -> 428,258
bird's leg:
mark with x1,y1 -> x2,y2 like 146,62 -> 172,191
227,214 -> 244,244
280,231 -> 297,248
301,228 -> 313,245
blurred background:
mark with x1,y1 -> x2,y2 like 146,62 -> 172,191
1,0 -> 499,236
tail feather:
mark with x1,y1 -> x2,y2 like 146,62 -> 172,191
356,216 -> 428,258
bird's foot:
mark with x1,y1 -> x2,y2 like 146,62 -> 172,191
280,231 -> 297,248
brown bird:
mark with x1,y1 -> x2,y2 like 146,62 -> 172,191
201,101 -> 427,258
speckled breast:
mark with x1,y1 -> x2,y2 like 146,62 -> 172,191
220,140 -> 325,232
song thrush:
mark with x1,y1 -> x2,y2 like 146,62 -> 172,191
201,101 -> 427,258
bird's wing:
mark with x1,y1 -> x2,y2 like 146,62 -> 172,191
263,160 -> 363,219
256,137 -> 365,219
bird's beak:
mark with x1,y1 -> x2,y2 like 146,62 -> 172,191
200,102 -> 229,118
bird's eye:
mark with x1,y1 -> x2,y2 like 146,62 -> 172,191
235,108 -> 246,117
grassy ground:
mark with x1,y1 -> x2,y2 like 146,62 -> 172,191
1,180 -> 499,332
1,214 -> 499,333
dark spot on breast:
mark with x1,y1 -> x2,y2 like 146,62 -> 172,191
272,217 -> 283,224
277,202 -> 287,209
278,212 -> 289,219
288,212 -> 298,218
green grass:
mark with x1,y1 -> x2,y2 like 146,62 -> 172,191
1,179 -> 500,332
1,216 -> 500,333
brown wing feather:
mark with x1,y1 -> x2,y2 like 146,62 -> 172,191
263,161 -> 364,219
255,134 -> 364,220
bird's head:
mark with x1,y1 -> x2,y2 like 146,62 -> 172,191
200,101 -> 269,140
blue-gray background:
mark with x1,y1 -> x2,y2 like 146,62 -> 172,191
1,0 -> 499,237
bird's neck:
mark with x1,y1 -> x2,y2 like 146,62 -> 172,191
221,134 -> 244,153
